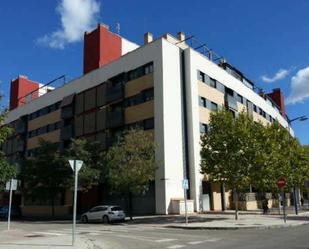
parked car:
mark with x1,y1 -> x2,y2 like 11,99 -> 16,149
81,205 -> 125,223
0,205 -> 22,219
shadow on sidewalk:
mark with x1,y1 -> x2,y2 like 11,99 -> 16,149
124,215 -> 228,225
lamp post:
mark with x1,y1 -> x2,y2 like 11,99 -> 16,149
287,115 -> 308,215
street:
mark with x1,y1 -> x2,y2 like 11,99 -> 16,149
0,221 -> 309,249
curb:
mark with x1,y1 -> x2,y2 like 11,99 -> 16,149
165,222 -> 309,230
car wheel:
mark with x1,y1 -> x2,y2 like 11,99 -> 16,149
81,215 -> 88,223
102,215 -> 109,224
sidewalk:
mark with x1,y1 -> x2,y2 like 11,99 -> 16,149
0,229 -> 94,249
127,211 -> 309,230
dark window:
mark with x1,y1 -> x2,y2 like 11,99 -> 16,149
225,87 -> 234,96
210,102 -> 218,112
111,206 -> 123,211
84,88 -> 96,111
143,88 -> 154,102
144,63 -> 153,74
200,123 -> 208,133
55,121 -> 62,130
253,104 -> 257,112
237,94 -> 243,104
199,96 -> 207,108
198,71 -> 205,82
209,78 -> 216,88
39,107 -> 49,116
47,123 -> 56,132
144,118 -> 154,130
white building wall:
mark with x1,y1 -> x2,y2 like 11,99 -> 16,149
183,47 -> 294,212
155,40 -> 185,214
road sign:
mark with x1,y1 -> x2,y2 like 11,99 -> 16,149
69,160 -> 83,172
277,177 -> 286,189
182,179 -> 189,190
68,159 -> 83,246
6,179 -> 17,191
304,180 -> 309,189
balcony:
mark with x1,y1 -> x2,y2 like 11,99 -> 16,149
60,125 -> 73,140
106,83 -> 124,104
61,105 -> 74,119
225,94 -> 238,112
106,110 -> 124,129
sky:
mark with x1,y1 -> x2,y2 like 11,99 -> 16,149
0,0 -> 308,144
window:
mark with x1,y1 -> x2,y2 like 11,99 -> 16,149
225,87 -> 234,96
198,70 -> 205,82
209,78 -> 216,88
143,88 -> 154,102
237,94 -> 243,104
253,104 -> 257,112
200,123 -> 208,133
55,121 -> 62,130
210,102 -> 218,112
199,96 -> 207,108
144,63 -> 153,74
144,118 -> 154,130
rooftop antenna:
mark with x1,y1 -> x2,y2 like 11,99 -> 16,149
116,22 -> 121,35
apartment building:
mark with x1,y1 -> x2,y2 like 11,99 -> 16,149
2,23 -> 292,215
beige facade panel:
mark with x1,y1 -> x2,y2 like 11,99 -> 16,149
28,110 -> 61,131
27,130 -> 60,150
237,102 -> 247,113
125,73 -> 154,98
253,112 -> 271,126
198,81 -> 225,106
125,100 -> 154,124
199,107 -> 211,124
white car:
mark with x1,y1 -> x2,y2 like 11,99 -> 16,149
81,205 -> 126,223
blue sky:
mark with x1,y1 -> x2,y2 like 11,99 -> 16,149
0,0 -> 308,144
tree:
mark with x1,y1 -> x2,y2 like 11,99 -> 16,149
21,140 -> 71,217
65,139 -> 105,191
105,128 -> 157,220
200,110 -> 257,220
0,109 -> 16,186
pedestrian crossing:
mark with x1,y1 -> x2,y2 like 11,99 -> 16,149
26,225 -> 221,248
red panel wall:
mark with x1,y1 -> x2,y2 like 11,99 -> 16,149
83,24 -> 122,74
10,76 -> 40,110
267,88 -> 286,119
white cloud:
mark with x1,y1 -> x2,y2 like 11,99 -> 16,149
261,69 -> 289,83
286,66 -> 309,104
37,0 -> 100,49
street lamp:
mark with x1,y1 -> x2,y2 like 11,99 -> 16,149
287,115 -> 308,215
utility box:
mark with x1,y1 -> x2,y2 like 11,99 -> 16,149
169,198 -> 194,214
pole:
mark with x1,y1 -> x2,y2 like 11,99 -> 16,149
7,179 -> 13,231
72,160 -> 78,246
184,189 -> 188,225
283,191 -> 286,223
293,187 -> 298,215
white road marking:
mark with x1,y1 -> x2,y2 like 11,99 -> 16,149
115,234 -> 157,242
155,238 -> 178,243
33,232 -> 65,236
166,245 -> 185,249
188,241 -> 204,245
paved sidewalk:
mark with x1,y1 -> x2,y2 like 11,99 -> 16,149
0,228 -> 95,249
127,211 -> 309,230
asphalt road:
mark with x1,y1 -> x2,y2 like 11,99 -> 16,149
1,221 -> 309,249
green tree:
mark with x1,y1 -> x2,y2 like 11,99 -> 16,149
21,140 -> 71,217
65,139 -> 105,191
200,110 -> 257,219
105,128 -> 157,220
0,109 -> 16,186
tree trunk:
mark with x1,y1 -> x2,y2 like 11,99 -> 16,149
233,188 -> 239,220
51,195 -> 55,218
128,191 -> 133,221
